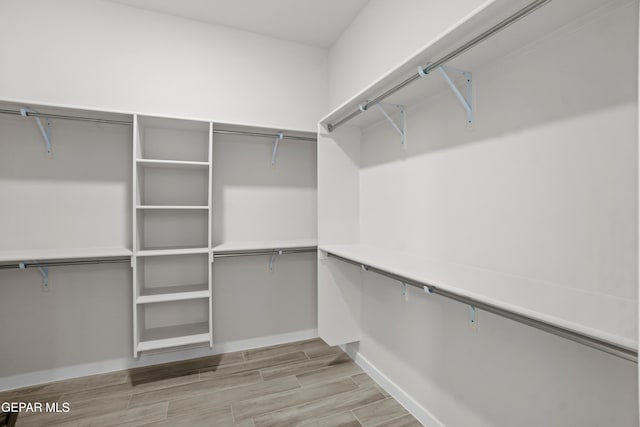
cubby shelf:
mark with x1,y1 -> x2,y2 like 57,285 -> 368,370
136,205 -> 209,210
136,159 -> 209,169
133,115 -> 213,356
137,322 -> 210,352
136,284 -> 209,304
320,244 -> 637,352
136,247 -> 209,257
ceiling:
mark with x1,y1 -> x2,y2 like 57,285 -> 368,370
107,0 -> 369,48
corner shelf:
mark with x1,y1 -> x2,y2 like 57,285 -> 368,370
137,322 -> 210,352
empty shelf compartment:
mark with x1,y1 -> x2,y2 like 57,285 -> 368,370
137,322 -> 210,352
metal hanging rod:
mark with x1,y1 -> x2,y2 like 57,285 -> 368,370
326,252 -> 637,363
327,0 -> 552,132
214,247 -> 317,259
0,108 -> 132,126
0,109 -> 316,141
212,129 -> 316,142
0,258 -> 131,269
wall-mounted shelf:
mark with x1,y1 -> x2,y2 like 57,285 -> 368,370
0,247 -> 133,263
212,239 -> 318,254
137,322 -> 210,352
320,243 -> 637,361
320,0 -> 615,131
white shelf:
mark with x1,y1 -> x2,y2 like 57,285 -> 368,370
136,205 -> 209,210
0,247 -> 132,263
319,244 -> 637,351
320,0 -> 618,130
136,159 -> 209,169
212,239 -> 318,254
137,322 -> 210,352
136,247 -> 209,257
137,284 -> 209,304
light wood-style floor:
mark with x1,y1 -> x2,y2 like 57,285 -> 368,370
0,339 -> 421,427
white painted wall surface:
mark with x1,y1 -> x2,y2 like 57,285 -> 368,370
346,2 -> 638,425
328,0 -> 488,110
0,0 -> 328,132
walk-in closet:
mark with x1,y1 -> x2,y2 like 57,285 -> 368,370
1,0 -> 638,426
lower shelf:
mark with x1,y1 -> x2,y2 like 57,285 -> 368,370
136,284 -> 209,304
137,322 -> 210,352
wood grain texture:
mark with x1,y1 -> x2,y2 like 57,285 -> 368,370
1,339 -> 421,426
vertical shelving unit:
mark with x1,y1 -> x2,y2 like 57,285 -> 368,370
132,115 -> 212,357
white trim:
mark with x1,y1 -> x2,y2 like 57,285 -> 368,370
0,329 -> 318,392
341,343 -> 444,427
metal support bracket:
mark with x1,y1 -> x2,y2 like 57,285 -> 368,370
418,65 -> 472,123
469,305 -> 477,326
424,286 -> 434,295
271,133 -> 283,166
269,250 -> 283,272
361,264 -> 369,272
401,282 -> 409,301
374,103 -> 406,148
21,108 -> 52,155
19,261 -> 49,291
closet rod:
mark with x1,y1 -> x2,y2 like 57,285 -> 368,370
326,252 -> 638,363
214,248 -> 317,259
0,258 -> 131,269
0,108 -> 132,125
0,109 -> 316,141
212,129 -> 316,142
327,0 -> 552,132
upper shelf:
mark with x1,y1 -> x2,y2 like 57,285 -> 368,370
319,243 -> 637,352
320,0 -> 626,130
0,247 -> 132,263
212,239 -> 318,254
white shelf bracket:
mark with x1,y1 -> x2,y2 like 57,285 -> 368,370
374,103 -> 406,148
361,264 -> 369,272
269,250 -> 283,272
271,133 -> 283,166
424,286 -> 434,295
20,108 -> 52,155
19,261 -> 49,291
418,65 -> 472,123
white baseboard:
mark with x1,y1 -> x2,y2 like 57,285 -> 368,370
0,329 -> 318,392
341,343 -> 444,427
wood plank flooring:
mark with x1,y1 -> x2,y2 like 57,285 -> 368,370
0,339 -> 421,426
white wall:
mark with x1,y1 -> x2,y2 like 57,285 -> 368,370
0,0 -> 328,132
326,0 -> 639,425
328,0 -> 488,110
